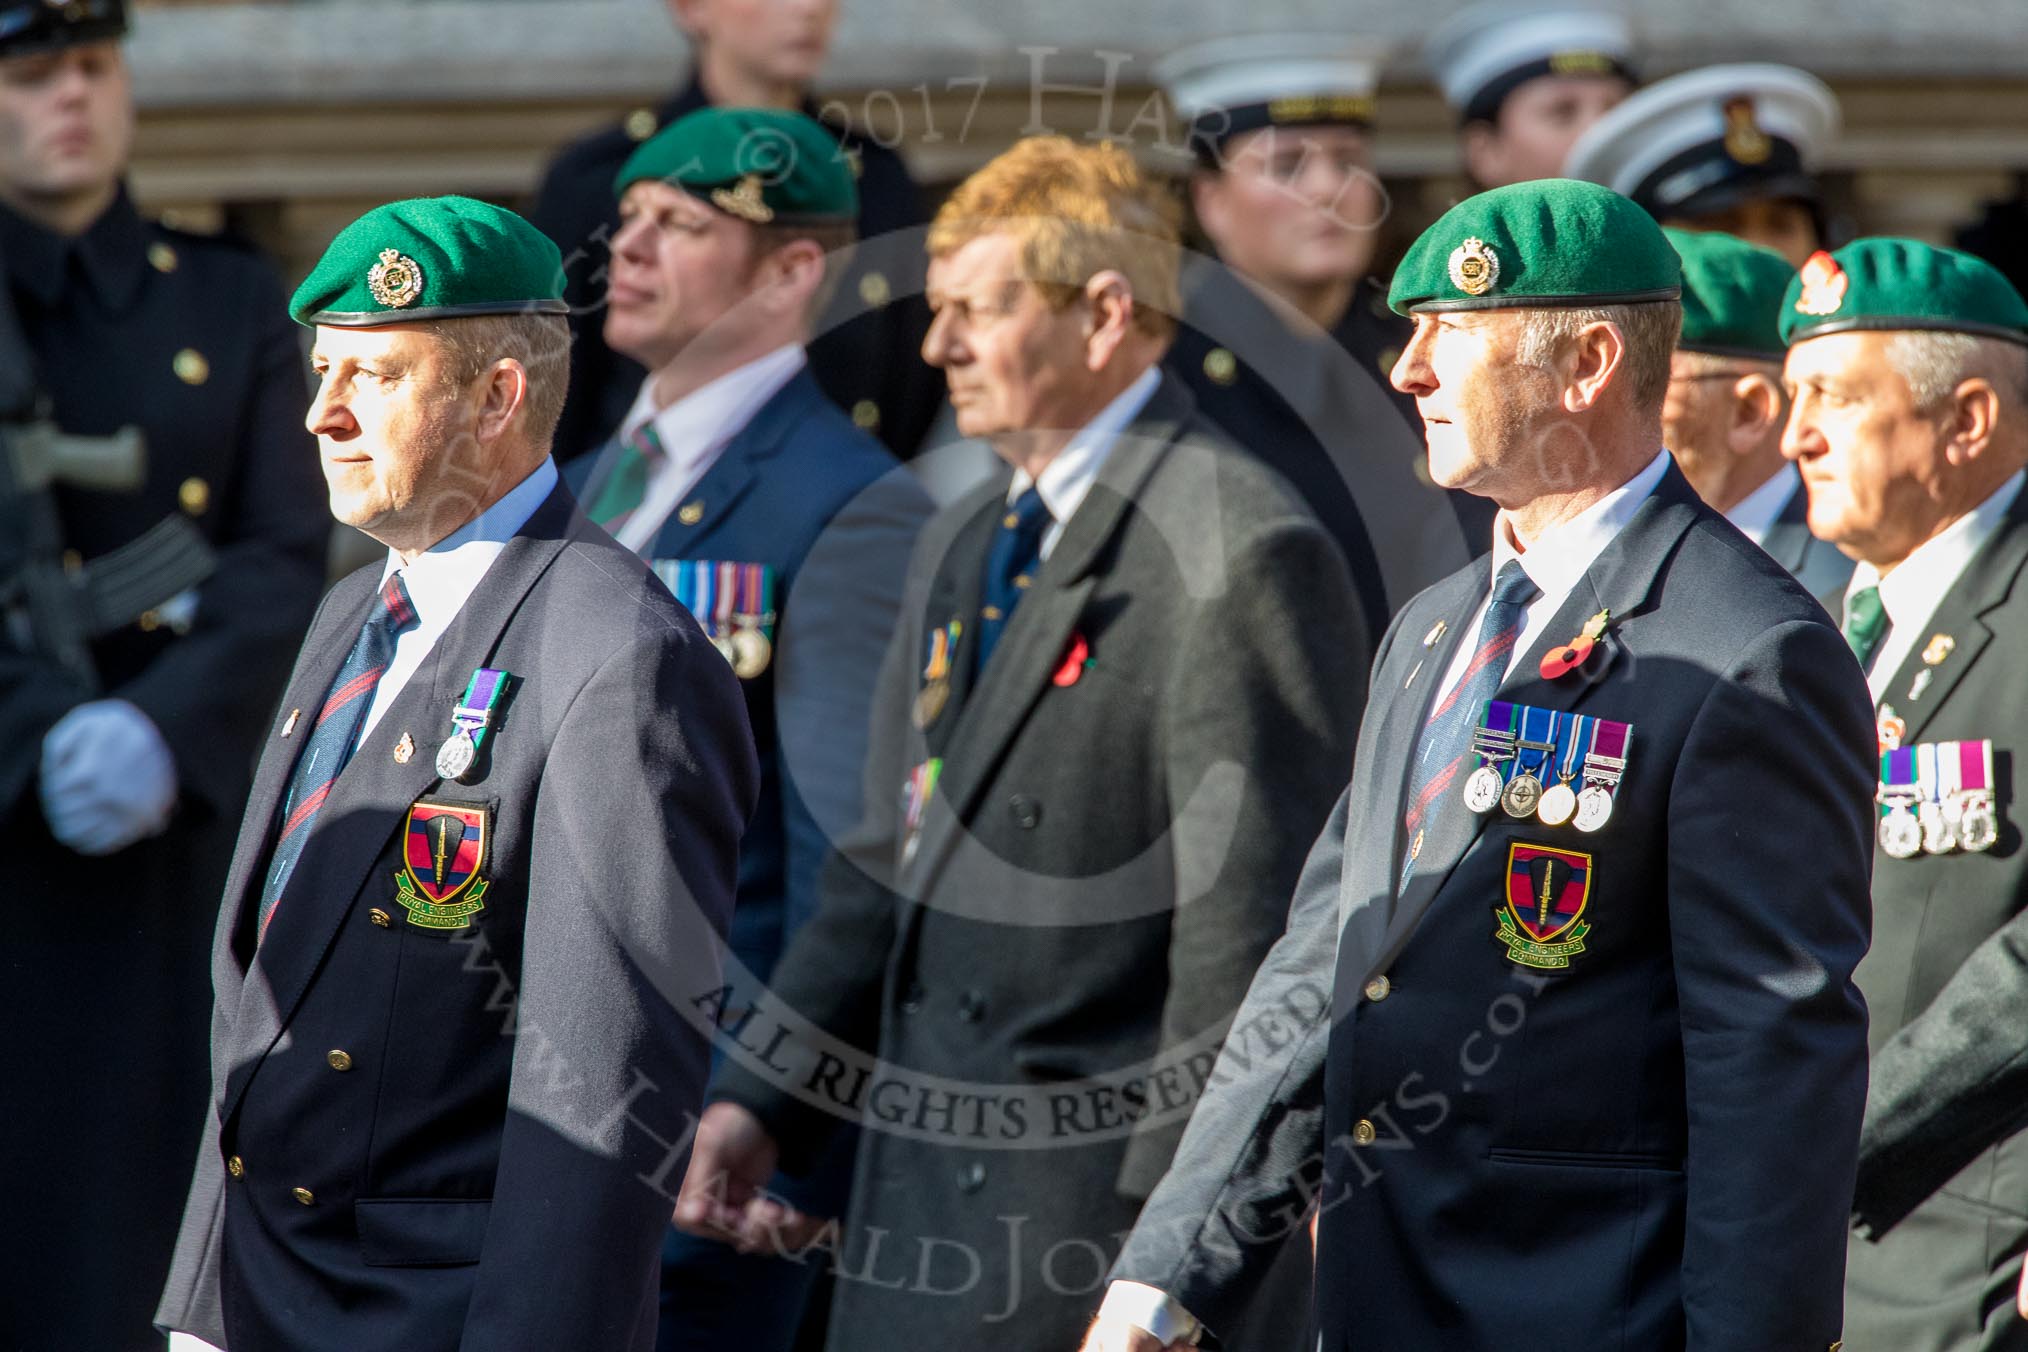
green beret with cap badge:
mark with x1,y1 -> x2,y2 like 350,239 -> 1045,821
1389,178 -> 1681,316
288,195 -> 568,328
1779,237 -> 2028,348
1664,227 -> 1792,360
614,107 -> 858,225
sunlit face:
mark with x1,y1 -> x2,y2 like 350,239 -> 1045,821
307,325 -> 490,546
1465,74 -> 1631,188
1390,309 -> 1565,501
1667,200 -> 1821,270
1782,330 -> 1948,563
1194,124 -> 1382,292
670,0 -> 835,89
922,231 -> 1095,442
0,41 -> 133,209
604,180 -> 766,372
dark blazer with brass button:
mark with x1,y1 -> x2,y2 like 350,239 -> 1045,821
153,487 -> 756,1352
711,374 -> 1367,1350
1833,484 -> 2028,1352
0,189 -> 328,1351
529,77 -> 938,462
1111,461 -> 1876,1352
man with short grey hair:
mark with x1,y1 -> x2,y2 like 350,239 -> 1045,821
1780,237 -> 2028,1352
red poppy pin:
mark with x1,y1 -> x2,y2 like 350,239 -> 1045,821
1053,632 -> 1091,687
1540,609 -> 1611,680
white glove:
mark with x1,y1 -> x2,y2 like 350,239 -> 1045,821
40,699 -> 178,855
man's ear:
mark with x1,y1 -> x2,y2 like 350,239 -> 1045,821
1081,270 -> 1137,372
1941,376 -> 2003,467
474,359 -> 530,444
1728,371 -> 1786,455
758,238 -> 826,318
1564,320 -> 1628,413
668,0 -> 706,40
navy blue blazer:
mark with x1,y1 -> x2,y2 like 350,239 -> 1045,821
568,366 -> 930,984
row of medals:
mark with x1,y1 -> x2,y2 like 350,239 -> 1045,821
711,618 -> 773,680
1877,789 -> 1998,860
1462,732 -> 1621,833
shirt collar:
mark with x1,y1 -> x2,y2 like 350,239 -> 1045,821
380,457 -> 560,624
1724,462 -> 1801,545
622,344 -> 807,461
1008,365 -> 1163,521
1491,447 -> 1672,599
0,185 -> 147,311
1848,468 -> 2027,627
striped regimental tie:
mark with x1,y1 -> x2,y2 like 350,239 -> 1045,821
257,573 -> 417,940
1399,560 -> 1540,886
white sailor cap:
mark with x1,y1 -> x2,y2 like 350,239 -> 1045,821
1563,63 -> 1840,221
1156,34 -> 1386,165
1424,1 -> 1637,125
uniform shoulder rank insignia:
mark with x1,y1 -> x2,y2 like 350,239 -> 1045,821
1496,842 -> 1593,969
367,248 -> 426,309
1722,96 -> 1773,165
1795,250 -> 1848,316
394,799 -> 490,929
1448,237 -> 1499,296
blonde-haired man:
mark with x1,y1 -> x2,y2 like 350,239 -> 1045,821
673,136 -> 1365,1349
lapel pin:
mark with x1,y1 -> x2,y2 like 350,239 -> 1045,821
1921,633 -> 1955,666
1540,609 -> 1611,681
1877,705 -> 1906,754
1052,632 -> 1091,688
1907,669 -> 1935,702
393,732 -> 415,764
677,500 -> 705,526
1422,620 -> 1447,648
1403,659 -> 1425,690
281,708 -> 301,737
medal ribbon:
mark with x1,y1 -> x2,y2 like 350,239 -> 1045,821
1916,742 -> 1944,810
1472,699 -> 1518,767
714,562 -> 737,639
1587,719 -> 1630,777
905,758 -> 942,836
1959,739 -> 1994,792
1556,712 -> 1594,785
1515,704 -> 1556,778
1879,745 -> 1918,794
452,667 -> 511,754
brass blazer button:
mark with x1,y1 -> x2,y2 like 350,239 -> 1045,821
227,1155 -> 244,1178
291,1187 -> 315,1206
327,1050 -> 353,1072
1353,1118 -> 1377,1146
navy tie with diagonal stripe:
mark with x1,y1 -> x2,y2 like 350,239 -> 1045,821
258,573 -> 417,940
974,485 -> 1052,675
1400,560 -> 1539,885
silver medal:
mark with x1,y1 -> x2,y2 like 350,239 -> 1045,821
1573,785 -> 1614,833
1878,805 -> 1922,860
1536,781 -> 1578,827
1958,794 -> 1999,852
1462,765 -> 1505,814
435,729 -> 477,781
1918,801 -> 1957,856
1501,771 -> 1542,819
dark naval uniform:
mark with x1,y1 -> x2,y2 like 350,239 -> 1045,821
1168,262 -> 1487,632
529,79 -> 939,462
0,190 -> 329,1350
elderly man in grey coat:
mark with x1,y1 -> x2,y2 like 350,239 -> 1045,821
669,135 -> 1368,1351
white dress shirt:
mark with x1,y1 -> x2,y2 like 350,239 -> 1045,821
1101,449 -> 1673,1346
1006,365 -> 1162,560
1430,448 -> 1673,706
611,343 -> 807,554
1724,461 -> 1801,546
360,456 -> 559,741
1844,468 -> 2025,704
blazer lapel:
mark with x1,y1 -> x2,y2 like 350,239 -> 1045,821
1878,493 -> 2028,741
917,485 -> 1006,758
908,381 -> 1188,891
210,576 -> 378,1022
222,489 -> 580,1127
647,370 -> 815,560
1755,482 -> 1813,575
1369,465 -> 1703,964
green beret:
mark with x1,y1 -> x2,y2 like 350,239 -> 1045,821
1664,227 -> 1793,360
1779,238 -> 2028,348
289,196 -> 568,328
615,108 -> 858,226
1389,178 -> 1681,315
